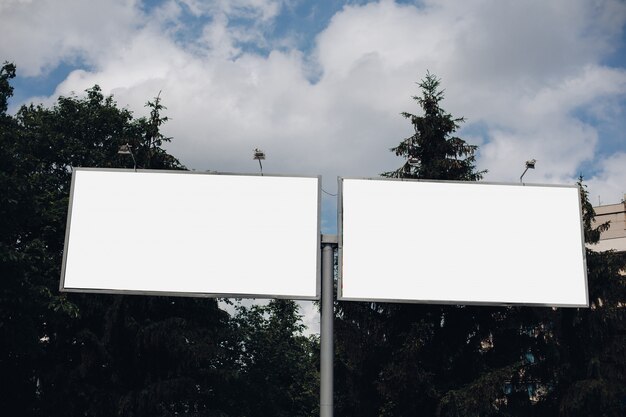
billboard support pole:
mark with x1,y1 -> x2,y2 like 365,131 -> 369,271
320,234 -> 337,417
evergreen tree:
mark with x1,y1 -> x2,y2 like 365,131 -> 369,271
382,72 -> 485,180
337,73 -> 488,417
335,73 -> 626,417
541,180 -> 626,417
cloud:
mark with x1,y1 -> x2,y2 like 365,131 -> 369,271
477,65 -> 626,183
0,0 -> 141,77
4,0 -> 626,199
588,152 -> 626,205
0,0 -> 289,76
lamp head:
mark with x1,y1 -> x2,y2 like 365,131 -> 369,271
253,148 -> 266,160
118,144 -> 132,155
407,157 -> 420,167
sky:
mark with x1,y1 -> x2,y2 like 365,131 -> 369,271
3,0 -> 626,331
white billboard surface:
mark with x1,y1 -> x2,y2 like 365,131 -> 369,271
61,169 -> 320,299
339,178 -> 588,306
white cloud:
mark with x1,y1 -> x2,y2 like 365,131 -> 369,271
315,1 -> 447,79
476,65 -> 626,184
4,0 -> 626,197
177,0 -> 288,56
0,0 -> 142,77
588,153 -> 626,205
178,0 -> 283,21
479,121 -> 598,183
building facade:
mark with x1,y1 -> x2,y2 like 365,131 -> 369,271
589,196 -> 626,252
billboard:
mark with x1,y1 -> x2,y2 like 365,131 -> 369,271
61,169 -> 320,299
339,178 -> 588,307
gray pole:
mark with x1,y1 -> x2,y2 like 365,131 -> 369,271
320,234 -> 337,417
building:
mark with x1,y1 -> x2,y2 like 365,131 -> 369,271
589,197 -> 626,252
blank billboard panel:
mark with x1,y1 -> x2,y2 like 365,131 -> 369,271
339,178 -> 588,307
61,169 -> 320,299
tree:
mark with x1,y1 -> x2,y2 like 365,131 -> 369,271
335,73 -> 626,417
0,61 -> 15,113
336,73 -> 489,417
382,72 -> 485,181
0,60 -> 51,413
231,300 -> 320,417
542,180 -> 626,417
1,63 -> 322,416
0,65 -> 236,416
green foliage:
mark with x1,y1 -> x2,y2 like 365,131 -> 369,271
337,73 -> 491,417
578,177 -> 610,245
0,63 -> 319,416
335,73 -> 626,417
553,197 -> 626,416
382,72 -> 486,180
231,300 -> 320,417
0,61 -> 16,113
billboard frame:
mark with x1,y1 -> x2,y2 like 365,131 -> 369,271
60,167 -> 322,301
337,176 -> 589,307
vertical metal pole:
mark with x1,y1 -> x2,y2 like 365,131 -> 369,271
320,234 -> 336,417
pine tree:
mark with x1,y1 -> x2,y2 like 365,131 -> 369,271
335,73 -> 626,417
382,72 -> 485,180
336,73 -> 488,417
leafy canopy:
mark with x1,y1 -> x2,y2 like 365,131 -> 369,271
0,62 -> 319,417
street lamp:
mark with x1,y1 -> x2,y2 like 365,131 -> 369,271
118,143 -> 137,172
407,157 -> 420,167
253,148 -> 265,175
520,159 -> 536,184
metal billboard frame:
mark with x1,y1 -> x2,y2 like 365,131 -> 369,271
337,176 -> 589,307
60,167 -> 322,301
